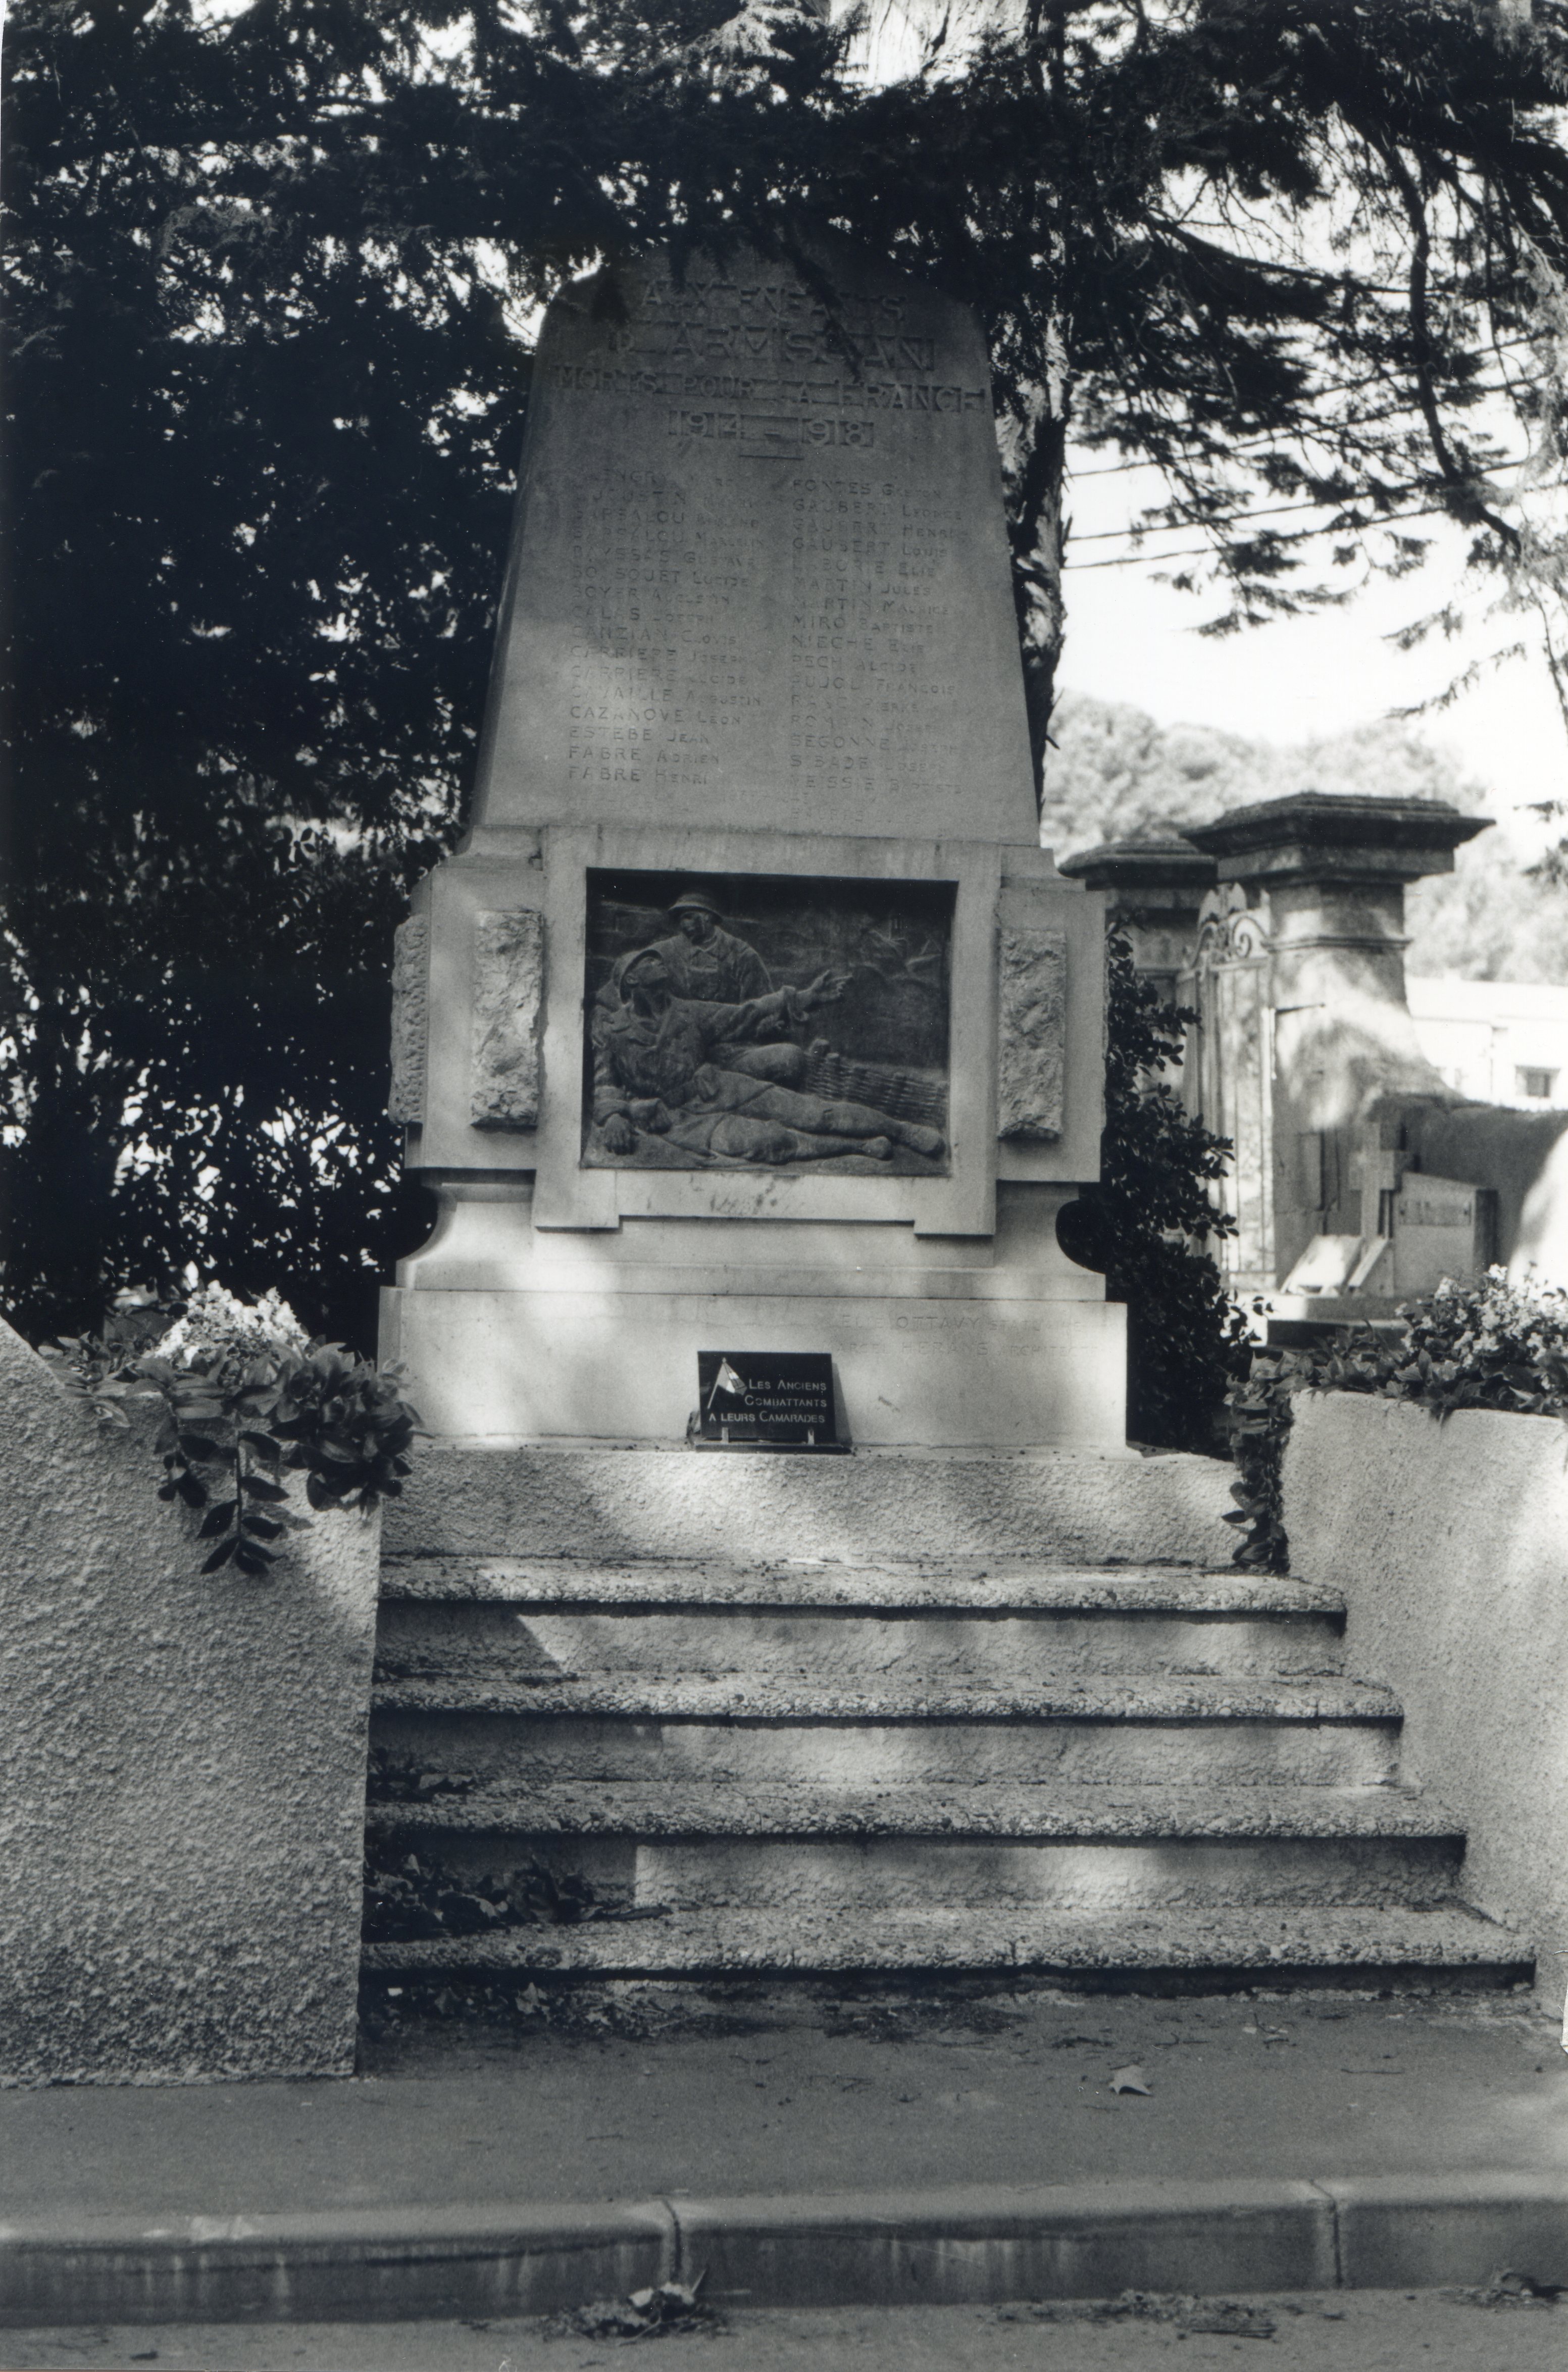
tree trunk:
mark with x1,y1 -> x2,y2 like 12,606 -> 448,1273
997,316 -> 1071,814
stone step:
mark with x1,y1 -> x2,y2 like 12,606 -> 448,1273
376,1833 -> 1461,1913
374,1611 -> 1343,1685
372,1673 -> 1398,1722
364,1779 -> 1454,1843
360,1901 -> 1529,1988
379,1557 -> 1342,1612
371,1675 -> 1402,1787
366,1781 -> 1462,1914
383,1445 -> 1236,1570
375,1562 -> 1345,1681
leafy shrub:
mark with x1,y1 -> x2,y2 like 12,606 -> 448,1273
363,1842 -> 597,1942
1061,928 -> 1252,1453
42,1283 -> 420,1576
1222,1352 -> 1300,1572
1222,1268 -> 1568,1569
1304,1266 -> 1568,1419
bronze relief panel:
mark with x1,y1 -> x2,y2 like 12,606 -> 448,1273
581,868 -> 953,1174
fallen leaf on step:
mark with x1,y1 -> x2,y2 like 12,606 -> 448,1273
561,2276 -> 720,2340
1178,2302 -> 1277,2339
1108,2064 -> 1151,2094
1444,2267 -> 1562,2310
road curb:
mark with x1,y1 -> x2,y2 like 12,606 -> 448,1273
1,2174 -> 1565,2324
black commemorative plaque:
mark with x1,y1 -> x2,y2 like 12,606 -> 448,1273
694,1351 -> 846,1451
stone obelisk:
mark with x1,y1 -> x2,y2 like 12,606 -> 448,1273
382,241 -> 1122,1448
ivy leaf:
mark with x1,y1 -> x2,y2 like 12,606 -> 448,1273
176,1472 -> 209,1509
239,1473 -> 288,1501
239,1431 -> 282,1457
201,1537 -> 238,1574
178,1433 -> 224,1461
241,1511 -> 284,1541
197,1499 -> 238,1537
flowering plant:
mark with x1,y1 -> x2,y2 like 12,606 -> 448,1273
148,1282 -> 309,1370
44,1285 -> 420,1577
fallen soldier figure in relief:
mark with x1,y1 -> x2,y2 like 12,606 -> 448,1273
589,948 -> 946,1166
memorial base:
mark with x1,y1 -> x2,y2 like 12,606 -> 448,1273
381,1181 -> 1126,1453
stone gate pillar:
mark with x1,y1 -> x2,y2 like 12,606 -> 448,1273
1057,828 -> 1217,1007
1181,794 -> 1488,1289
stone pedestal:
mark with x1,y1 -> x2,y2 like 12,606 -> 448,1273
382,244 -> 1121,1449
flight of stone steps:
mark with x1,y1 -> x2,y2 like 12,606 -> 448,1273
361,1447 -> 1530,1994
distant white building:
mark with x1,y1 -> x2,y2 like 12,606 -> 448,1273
1406,978 -> 1568,1111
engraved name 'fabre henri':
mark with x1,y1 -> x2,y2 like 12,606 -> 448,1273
582,870 -> 952,1176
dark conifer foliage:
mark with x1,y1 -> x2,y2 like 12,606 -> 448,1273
5,0 -> 1567,1345
1060,930 -> 1252,1452
3,0 -> 532,1342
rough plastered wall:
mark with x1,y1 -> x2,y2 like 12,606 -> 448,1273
1283,1390 -> 1568,2012
0,1321 -> 380,2085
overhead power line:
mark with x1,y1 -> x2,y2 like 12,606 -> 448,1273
1070,489 -> 1440,543
1061,340 -> 1551,478
1064,501 -> 1451,570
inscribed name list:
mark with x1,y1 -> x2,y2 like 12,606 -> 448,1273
473,243 -> 1037,845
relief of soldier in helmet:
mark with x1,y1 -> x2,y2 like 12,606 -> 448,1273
582,871 -> 952,1175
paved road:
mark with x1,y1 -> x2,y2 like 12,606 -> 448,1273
2,2290 -> 1564,2372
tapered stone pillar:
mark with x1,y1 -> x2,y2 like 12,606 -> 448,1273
382,242 -> 1122,1448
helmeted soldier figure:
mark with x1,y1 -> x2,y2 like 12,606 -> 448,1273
641,886 -> 772,1005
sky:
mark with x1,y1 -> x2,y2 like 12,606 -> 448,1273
1059,463 -> 1568,864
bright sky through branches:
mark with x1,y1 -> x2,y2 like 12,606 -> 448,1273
1060,447 -> 1568,851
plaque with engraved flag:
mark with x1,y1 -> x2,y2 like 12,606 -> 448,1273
694,1351 -> 845,1451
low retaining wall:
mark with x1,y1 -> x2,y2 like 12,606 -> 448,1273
0,1322 -> 380,2085
1282,1390 -> 1568,2011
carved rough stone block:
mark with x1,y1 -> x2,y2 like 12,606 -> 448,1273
387,916 -> 430,1126
471,909 -> 545,1130
996,926 -> 1066,1140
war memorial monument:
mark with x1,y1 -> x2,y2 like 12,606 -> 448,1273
381,240 -> 1120,1448
364,248 -> 1500,2007
2,246 -> 1518,2111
